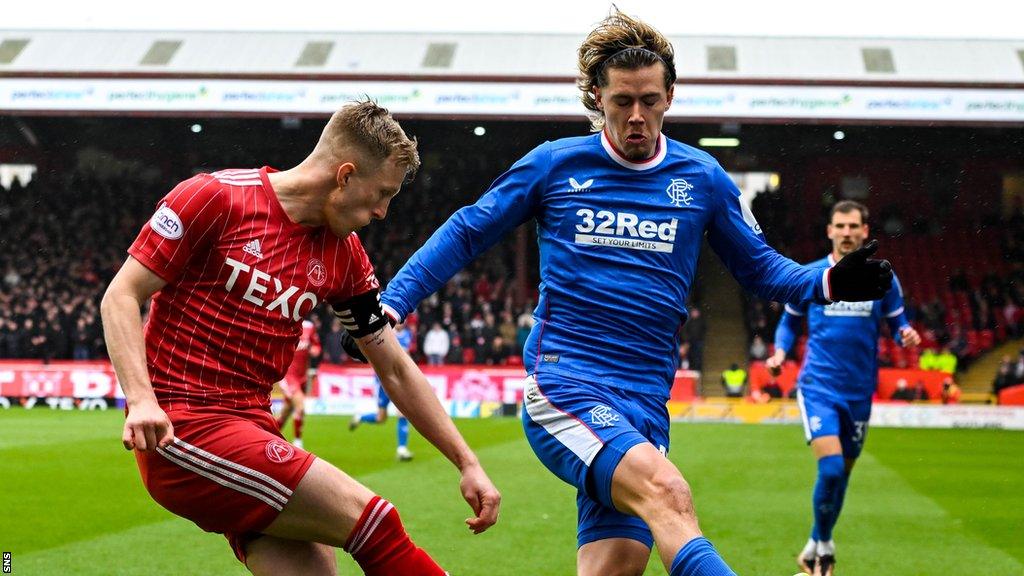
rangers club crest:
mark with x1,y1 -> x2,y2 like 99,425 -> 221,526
306,258 -> 327,287
265,440 -> 295,463
589,405 -> 620,428
666,179 -> 694,207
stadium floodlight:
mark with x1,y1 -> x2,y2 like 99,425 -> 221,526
190,123 -> 203,133
834,130 -> 846,140
473,126 -> 486,136
697,137 -> 739,147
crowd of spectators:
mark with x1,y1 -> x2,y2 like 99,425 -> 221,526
0,153 -> 543,366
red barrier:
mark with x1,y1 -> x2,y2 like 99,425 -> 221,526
748,361 -> 952,400
998,384 -> 1024,406
0,360 -> 698,403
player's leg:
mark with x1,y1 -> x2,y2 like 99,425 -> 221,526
577,538 -> 651,576
276,380 -> 295,431
607,443 -> 736,576
258,458 -> 447,575
521,376 -> 656,575
291,389 -> 306,449
797,388 -> 845,575
245,536 -> 336,576
350,383 -> 390,430
396,411 -> 412,461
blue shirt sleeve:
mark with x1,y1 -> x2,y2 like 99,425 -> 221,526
381,143 -> 549,320
705,166 -> 827,305
883,273 -> 911,345
773,305 -> 804,354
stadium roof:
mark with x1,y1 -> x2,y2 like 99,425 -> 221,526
1,31 -> 1023,124
1,30 -> 1022,83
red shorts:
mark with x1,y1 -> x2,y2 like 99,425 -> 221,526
134,405 -> 316,563
278,372 -> 306,398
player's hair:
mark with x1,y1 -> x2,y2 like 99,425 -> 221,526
315,99 -> 420,181
830,200 -> 869,223
577,8 -> 676,131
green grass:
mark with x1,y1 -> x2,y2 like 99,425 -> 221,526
1,410 -> 1022,575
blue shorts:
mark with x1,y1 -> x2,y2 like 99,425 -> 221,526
521,373 -> 670,549
376,379 -> 391,410
796,382 -> 872,459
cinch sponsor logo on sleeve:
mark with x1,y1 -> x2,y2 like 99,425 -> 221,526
574,208 -> 677,253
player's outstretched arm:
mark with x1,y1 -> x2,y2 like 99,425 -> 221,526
357,326 -> 501,533
100,256 -> 174,452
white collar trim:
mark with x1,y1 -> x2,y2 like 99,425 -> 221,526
600,130 -> 667,171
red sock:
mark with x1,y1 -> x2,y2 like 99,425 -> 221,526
344,496 -> 446,576
293,415 -> 304,440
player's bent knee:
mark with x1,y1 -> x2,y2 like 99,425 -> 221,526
818,454 -> 846,483
246,536 -> 336,576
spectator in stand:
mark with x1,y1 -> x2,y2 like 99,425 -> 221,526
485,336 -> 511,366
941,377 -> 961,405
684,306 -> 707,372
445,333 -> 465,365
761,379 -> 784,399
890,378 -> 916,401
993,355 -> 1015,396
721,363 -> 746,398
911,380 -> 930,401
936,345 -> 959,374
919,348 -> 939,371
322,317 -> 345,364
748,335 -> 768,361
423,322 -> 450,366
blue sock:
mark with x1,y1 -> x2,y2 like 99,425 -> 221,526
670,536 -> 737,576
360,413 -> 378,424
831,471 -> 851,531
811,455 -> 845,542
397,417 -> 409,448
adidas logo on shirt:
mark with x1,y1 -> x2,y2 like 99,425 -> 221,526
368,313 -> 380,324
243,239 -> 263,259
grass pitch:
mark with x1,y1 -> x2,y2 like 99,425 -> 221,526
1,409 -> 1021,575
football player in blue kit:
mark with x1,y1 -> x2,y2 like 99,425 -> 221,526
347,10 -> 895,576
350,322 -> 416,461
766,201 -> 920,576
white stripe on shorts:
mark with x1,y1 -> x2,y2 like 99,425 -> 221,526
156,437 -> 293,509
523,376 -> 603,466
796,389 -> 812,442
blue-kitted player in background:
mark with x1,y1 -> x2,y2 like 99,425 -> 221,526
766,200 -> 920,576
346,9 -> 895,576
350,322 -> 415,462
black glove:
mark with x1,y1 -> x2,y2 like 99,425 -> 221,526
340,313 -> 398,363
829,240 -> 893,302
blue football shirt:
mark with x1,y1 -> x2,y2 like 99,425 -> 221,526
383,131 -> 828,398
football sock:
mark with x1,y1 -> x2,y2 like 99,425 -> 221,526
397,417 -> 409,448
669,536 -> 737,576
831,470 -> 850,528
292,414 -> 303,441
344,496 -> 446,576
811,455 -> 845,542
360,413 -> 379,424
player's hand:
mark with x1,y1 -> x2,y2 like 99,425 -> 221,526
340,330 -> 369,363
765,349 -> 786,377
459,462 -> 501,534
828,240 -> 893,302
900,326 -> 922,348
123,398 -> 174,451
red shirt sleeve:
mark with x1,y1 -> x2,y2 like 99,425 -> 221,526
128,174 -> 226,283
334,233 -> 380,303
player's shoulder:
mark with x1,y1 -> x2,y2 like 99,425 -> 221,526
206,168 -> 264,188
664,136 -> 720,167
547,133 -> 601,154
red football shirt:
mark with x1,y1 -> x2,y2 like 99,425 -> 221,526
128,167 -> 378,411
285,319 -> 321,382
